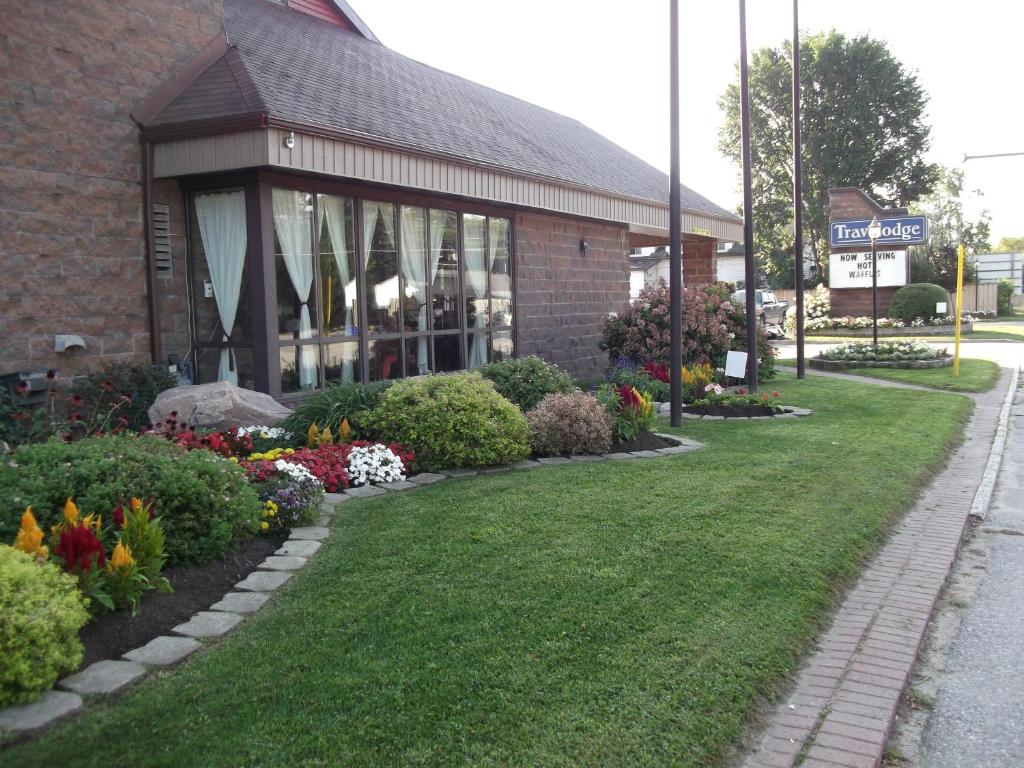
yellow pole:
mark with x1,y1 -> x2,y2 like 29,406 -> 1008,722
954,244 -> 965,376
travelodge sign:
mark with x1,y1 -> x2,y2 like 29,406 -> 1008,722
829,216 -> 929,248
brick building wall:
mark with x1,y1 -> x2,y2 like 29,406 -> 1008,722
515,212 -> 629,377
683,236 -> 717,287
0,0 -> 224,376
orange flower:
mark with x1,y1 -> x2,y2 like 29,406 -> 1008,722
63,497 -> 80,526
14,507 -> 48,560
108,540 -> 135,570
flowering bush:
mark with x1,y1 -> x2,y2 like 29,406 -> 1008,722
149,416 -> 255,459
241,441 -> 413,492
0,544 -> 88,708
526,391 -> 614,456
347,444 -> 407,486
606,360 -> 670,402
688,388 -> 782,413
680,363 -> 716,403
596,383 -> 655,441
804,315 -> 962,332
235,425 -> 292,453
254,473 -> 324,530
805,285 -> 831,319
818,341 -> 948,362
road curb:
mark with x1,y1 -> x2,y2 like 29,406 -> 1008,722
970,366 -> 1019,520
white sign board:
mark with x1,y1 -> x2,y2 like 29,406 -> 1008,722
936,302 -> 947,315
829,250 -> 907,289
725,350 -> 748,379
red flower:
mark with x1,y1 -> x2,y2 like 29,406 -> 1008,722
100,380 -> 114,392
54,523 -> 105,573
772,391 -> 780,398
69,394 -> 84,406
15,381 -> 29,395
736,387 -> 747,395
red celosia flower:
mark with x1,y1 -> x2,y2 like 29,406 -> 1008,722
772,391 -> 780,398
736,387 -> 746,395
54,523 -> 105,573
643,361 -> 670,383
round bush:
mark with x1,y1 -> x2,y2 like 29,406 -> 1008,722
888,283 -> 949,323
0,435 -> 262,565
364,373 -> 531,472
526,392 -> 614,456
0,545 -> 89,708
477,356 -> 575,411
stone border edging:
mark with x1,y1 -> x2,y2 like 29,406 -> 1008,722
970,366 -> 1019,520
0,434 -> 707,743
655,403 -> 813,420
810,357 -> 952,371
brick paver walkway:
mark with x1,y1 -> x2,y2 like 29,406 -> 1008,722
742,368 -> 1016,768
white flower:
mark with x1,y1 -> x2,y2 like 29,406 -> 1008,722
237,425 -> 290,440
704,383 -> 724,395
273,459 -> 322,487
347,444 -> 406,487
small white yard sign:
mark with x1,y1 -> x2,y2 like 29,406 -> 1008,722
725,350 -> 748,379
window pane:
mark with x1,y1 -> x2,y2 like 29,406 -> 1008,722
404,338 -> 424,378
467,330 -> 488,369
489,218 -> 513,327
280,344 -> 321,393
324,341 -> 360,384
318,194 -> 358,336
190,192 -> 252,346
430,210 -> 460,331
273,190 -> 318,346
492,328 -> 513,362
464,214 -> 488,335
368,338 -> 402,382
363,201 -> 399,333
433,334 -> 461,373
400,206 -> 428,334
194,348 -> 254,390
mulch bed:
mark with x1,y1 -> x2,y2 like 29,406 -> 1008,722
78,531 -> 288,668
610,431 -> 675,452
683,404 -> 780,417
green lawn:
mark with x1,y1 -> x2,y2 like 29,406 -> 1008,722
842,358 -> 1001,393
4,375 -> 971,768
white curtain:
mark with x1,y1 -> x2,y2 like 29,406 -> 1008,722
400,207 -> 429,373
362,202 -> 397,317
464,218 -> 488,368
321,195 -> 355,382
194,191 -> 247,385
272,189 -> 316,389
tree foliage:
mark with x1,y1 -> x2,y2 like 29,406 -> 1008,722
718,31 -> 939,288
995,236 -> 1024,252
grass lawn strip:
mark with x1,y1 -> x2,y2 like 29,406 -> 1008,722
3,374 -> 970,768
842,358 -> 1000,393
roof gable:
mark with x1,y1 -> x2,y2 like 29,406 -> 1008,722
279,0 -> 378,41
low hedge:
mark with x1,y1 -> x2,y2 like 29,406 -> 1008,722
364,373 -> 531,471
478,356 -> 575,411
888,283 -> 948,323
0,435 -> 262,565
0,545 -> 89,708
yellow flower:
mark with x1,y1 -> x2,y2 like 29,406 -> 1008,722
63,497 -> 80,526
14,507 -> 48,559
229,456 -> 239,463
284,448 -> 295,455
340,417 -> 351,442
306,422 -> 319,448
260,521 -> 270,531
130,497 -> 143,513
109,540 -> 135,570
81,514 -> 102,532
320,426 -> 333,446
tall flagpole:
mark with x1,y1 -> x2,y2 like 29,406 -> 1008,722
669,0 -> 682,426
739,0 -> 758,392
793,0 -> 805,378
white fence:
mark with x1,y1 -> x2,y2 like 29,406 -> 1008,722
773,283 -> 998,315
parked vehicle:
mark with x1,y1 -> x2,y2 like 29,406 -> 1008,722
732,289 -> 789,335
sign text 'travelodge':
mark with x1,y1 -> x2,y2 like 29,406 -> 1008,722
829,216 -> 929,247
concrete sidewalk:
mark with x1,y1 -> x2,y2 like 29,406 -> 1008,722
741,368 -> 1018,768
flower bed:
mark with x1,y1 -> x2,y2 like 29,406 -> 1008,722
811,341 -> 952,370
682,387 -> 783,417
804,315 -> 973,337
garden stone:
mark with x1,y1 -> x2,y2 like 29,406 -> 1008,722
288,526 -> 330,540
410,472 -> 446,485
344,485 -> 386,498
122,636 -> 201,666
656,445 -> 698,455
381,480 -> 417,491
259,555 -> 307,571
444,468 -> 478,478
630,450 -> 662,458
569,454 -> 605,462
0,691 -> 82,733
479,465 -> 511,474
59,660 -> 147,695
775,413 -> 798,419
511,460 -> 541,469
235,570 -> 292,592
681,412 -> 701,419
276,539 -> 321,557
789,407 -> 813,416
702,415 -> 725,420
602,452 -> 638,460
210,592 -> 269,614
173,611 -> 243,639
148,380 -> 292,430
323,492 -> 349,505
537,457 -> 572,465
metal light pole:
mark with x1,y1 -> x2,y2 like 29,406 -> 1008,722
792,0 -> 805,378
868,216 -> 882,348
739,0 -> 758,392
669,0 -> 683,427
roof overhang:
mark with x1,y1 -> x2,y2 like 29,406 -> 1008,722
150,125 -> 744,241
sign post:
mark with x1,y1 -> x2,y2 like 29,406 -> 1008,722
868,217 -> 882,348
954,244 -> 965,376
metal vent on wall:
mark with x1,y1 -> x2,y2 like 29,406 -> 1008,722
152,204 -> 172,279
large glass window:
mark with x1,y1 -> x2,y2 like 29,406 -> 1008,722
363,201 -> 399,334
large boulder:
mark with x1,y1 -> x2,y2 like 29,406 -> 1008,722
148,381 -> 293,431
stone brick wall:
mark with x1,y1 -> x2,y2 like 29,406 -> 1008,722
683,236 -> 717,287
0,0 -> 223,376
515,212 -> 629,377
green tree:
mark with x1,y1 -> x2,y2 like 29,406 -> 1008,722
908,166 -> 990,288
718,31 -> 938,287
995,236 -> 1024,252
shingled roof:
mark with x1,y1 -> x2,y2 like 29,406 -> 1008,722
144,0 -> 738,223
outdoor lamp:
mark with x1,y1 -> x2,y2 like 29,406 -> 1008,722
867,217 -> 882,348
867,217 -> 882,241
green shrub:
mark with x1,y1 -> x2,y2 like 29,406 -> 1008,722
527,391 -> 613,456
0,436 -> 262,565
888,283 -> 949,323
607,368 -> 670,402
364,373 -> 530,471
997,278 -> 1014,315
71,362 -> 178,431
0,545 -> 89,707
477,356 -> 575,411
277,381 -> 387,444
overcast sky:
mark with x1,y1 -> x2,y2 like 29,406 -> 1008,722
355,0 -> 1021,245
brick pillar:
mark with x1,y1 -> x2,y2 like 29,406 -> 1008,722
683,237 -> 717,287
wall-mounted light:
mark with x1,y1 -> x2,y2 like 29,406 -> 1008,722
284,131 -> 296,150
54,334 -> 87,353
579,239 -> 590,255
